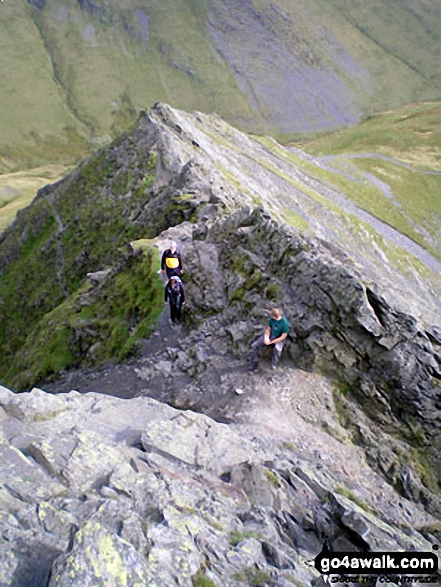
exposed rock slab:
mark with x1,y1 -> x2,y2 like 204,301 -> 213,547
0,384 -> 438,586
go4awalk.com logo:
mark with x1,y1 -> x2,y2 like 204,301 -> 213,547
314,550 -> 439,583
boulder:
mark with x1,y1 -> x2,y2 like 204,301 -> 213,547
49,520 -> 155,587
141,410 -> 257,474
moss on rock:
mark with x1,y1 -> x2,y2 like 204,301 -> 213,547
6,245 -> 163,391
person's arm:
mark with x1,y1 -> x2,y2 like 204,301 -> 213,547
269,332 -> 288,345
264,325 -> 271,345
164,285 -> 169,303
180,284 -> 186,304
177,252 -> 183,274
161,250 -> 167,272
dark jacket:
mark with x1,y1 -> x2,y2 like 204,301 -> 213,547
161,249 -> 182,275
165,281 -> 185,306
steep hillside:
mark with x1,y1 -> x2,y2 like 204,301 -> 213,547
0,100 -> 441,585
296,102 -> 441,262
301,102 -> 441,169
0,164 -> 72,231
1,103 -> 440,536
1,102 -> 440,381
1,0 -> 441,171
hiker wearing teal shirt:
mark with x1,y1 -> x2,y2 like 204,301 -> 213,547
249,308 -> 290,372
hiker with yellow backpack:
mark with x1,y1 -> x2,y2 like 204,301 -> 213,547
161,241 -> 183,279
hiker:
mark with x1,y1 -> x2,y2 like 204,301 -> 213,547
161,241 -> 183,279
249,307 -> 290,371
164,275 -> 186,325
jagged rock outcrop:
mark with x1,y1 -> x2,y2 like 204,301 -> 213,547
137,206 -> 440,507
1,103 -> 440,520
196,207 -> 441,435
0,385 -> 439,586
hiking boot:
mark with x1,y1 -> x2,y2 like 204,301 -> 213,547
249,365 -> 258,373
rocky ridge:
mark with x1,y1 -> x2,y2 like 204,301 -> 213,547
0,103 -> 440,584
2,103 -> 439,357
47,205 -> 441,516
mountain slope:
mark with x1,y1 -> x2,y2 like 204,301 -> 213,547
296,101 -> 441,260
1,0 -> 441,171
301,101 -> 441,169
1,104 -> 440,581
1,102 -> 440,386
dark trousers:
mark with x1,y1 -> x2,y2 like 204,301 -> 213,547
169,302 -> 182,323
250,334 -> 284,369
166,268 -> 180,279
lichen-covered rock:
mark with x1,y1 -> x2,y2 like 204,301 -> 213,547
49,520 -> 155,587
0,443 -> 67,503
0,384 -> 439,586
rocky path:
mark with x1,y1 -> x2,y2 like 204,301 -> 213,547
40,313 -> 438,525
42,304 -> 324,425
234,366 -> 434,530
38,280 -> 440,553
43,307 -> 188,399
42,337 -> 436,534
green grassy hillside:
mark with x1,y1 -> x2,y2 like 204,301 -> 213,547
1,0 -> 440,173
0,2 -> 90,172
0,129 -> 159,387
0,109 -> 215,390
295,102 -> 441,258
0,164 -> 71,231
0,0 -> 254,173
5,246 -> 164,390
301,102 -> 441,168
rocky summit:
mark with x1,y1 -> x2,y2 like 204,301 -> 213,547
0,103 -> 440,585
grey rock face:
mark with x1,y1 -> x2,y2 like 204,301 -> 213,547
177,207 -> 441,489
141,410 -> 257,474
207,0 -> 365,133
1,103 -> 440,584
0,385 -> 438,586
86,268 -> 112,285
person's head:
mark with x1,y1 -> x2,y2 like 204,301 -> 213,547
169,275 -> 180,284
270,308 -> 283,320
169,241 -> 177,253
